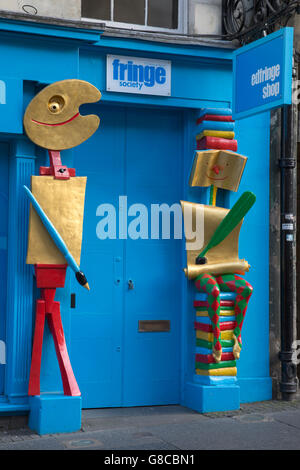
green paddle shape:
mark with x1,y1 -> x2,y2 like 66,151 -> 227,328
196,191 -> 256,264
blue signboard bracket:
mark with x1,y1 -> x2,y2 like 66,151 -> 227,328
233,27 -> 294,120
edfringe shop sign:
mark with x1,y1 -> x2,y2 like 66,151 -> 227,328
106,55 -> 171,96
232,27 -> 293,120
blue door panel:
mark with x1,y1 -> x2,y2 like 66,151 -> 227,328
71,106 -> 126,408
123,108 -> 183,406
71,105 -> 184,408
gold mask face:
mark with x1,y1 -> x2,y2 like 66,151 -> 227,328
23,79 -> 101,150
189,150 -> 247,192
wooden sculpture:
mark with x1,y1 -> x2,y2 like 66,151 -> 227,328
182,121 -> 255,377
23,79 -> 101,396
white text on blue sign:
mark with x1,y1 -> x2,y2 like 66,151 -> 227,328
251,64 -> 281,99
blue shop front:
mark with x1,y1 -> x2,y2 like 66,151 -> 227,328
0,18 -> 272,429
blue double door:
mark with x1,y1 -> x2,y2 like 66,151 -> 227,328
71,104 -> 184,408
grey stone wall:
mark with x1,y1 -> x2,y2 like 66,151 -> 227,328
0,0 -> 81,20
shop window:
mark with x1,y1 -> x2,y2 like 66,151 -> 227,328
114,0 -> 145,25
82,0 -> 185,33
148,0 -> 178,29
82,0 -> 111,20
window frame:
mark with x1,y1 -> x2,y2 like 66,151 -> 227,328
81,0 -> 188,34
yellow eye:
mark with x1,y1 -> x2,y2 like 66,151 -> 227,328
48,95 -> 65,113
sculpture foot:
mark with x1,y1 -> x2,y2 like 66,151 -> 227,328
213,347 -> 222,363
233,334 -> 241,360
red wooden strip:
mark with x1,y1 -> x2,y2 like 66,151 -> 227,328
35,264 -> 67,289
196,136 -> 238,151
39,166 -> 76,177
28,300 -> 46,396
197,115 -> 234,124
48,302 -> 81,396
221,301 -> 235,306
39,150 -> 76,179
194,321 -> 236,332
193,300 -> 234,308
195,352 -> 235,363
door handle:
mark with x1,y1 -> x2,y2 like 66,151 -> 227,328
128,279 -> 134,290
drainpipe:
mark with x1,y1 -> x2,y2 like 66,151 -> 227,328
279,57 -> 298,400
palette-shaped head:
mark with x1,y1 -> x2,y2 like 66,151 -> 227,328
189,150 -> 247,192
24,79 -> 101,150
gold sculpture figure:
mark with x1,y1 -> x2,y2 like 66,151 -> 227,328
23,79 -> 101,396
182,150 -> 253,372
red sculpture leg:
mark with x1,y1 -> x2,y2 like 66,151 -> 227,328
28,300 -> 46,396
29,265 -> 80,397
47,301 -> 80,397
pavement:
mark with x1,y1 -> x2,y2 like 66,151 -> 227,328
0,398 -> 300,450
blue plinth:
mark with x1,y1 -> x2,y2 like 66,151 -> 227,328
184,381 -> 240,413
188,291 -> 240,413
28,394 -> 82,435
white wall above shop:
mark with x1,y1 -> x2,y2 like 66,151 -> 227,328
189,0 -> 223,35
0,0 -> 81,20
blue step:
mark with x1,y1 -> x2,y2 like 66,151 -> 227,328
198,108 -> 232,118
195,292 -> 236,301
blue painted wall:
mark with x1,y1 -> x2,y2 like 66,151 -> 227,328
0,18 -> 271,411
79,47 -> 233,108
235,112 -> 271,402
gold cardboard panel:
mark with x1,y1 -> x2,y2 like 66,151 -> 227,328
181,201 -> 249,280
189,150 -> 247,192
26,176 -> 87,266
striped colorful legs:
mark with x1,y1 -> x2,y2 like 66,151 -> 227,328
195,273 -> 253,363
216,274 -> 253,359
195,274 -> 222,362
